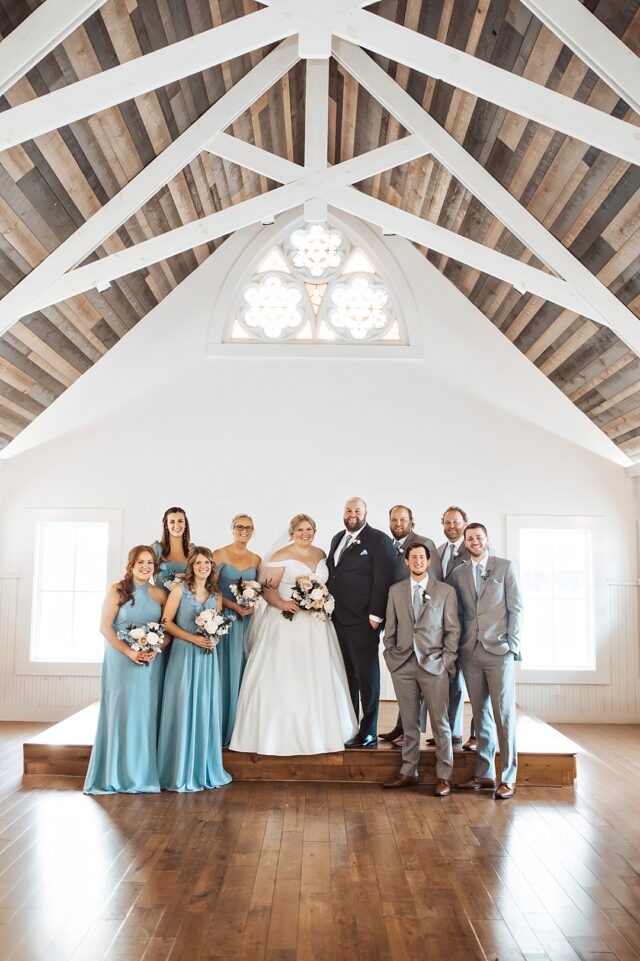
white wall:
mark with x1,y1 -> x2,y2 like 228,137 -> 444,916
1,209 -> 638,721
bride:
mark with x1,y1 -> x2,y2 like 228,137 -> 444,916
229,513 -> 358,755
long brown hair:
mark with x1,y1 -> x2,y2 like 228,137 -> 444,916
115,545 -> 158,609
160,506 -> 191,559
184,546 -> 219,597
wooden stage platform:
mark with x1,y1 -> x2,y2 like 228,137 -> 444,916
23,702 -> 578,786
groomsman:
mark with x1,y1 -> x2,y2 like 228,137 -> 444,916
380,505 -> 442,744
388,505 -> 443,583
382,543 -> 460,796
449,523 -> 523,800
327,497 -> 396,748
436,506 -> 472,749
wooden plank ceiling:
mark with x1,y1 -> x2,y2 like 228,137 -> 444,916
0,0 -> 639,458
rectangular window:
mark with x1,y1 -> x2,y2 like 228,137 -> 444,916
17,509 -> 122,677
519,528 -> 594,671
31,521 -> 108,663
507,515 -> 608,685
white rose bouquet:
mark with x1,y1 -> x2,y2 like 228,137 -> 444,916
229,578 -> 263,608
117,621 -> 165,663
283,575 -> 335,622
194,608 -> 235,654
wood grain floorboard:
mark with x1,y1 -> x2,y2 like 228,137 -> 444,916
0,720 -> 639,960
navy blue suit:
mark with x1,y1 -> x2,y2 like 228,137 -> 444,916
327,524 -> 396,739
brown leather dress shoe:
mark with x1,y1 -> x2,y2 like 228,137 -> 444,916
434,779 -> 451,797
382,773 -> 418,789
379,725 -> 403,742
495,782 -> 516,800
427,736 -> 462,746
462,737 -> 477,752
455,777 -> 497,791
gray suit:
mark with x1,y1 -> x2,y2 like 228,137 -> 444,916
449,556 -> 523,785
437,540 -> 471,736
390,532 -> 443,583
384,575 -> 460,780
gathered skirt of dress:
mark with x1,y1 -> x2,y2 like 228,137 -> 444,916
157,638 -> 231,791
84,645 -> 165,794
229,607 -> 358,756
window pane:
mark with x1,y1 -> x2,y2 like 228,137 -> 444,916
38,524 -> 75,590
31,521 -> 107,664
33,592 -> 74,660
74,523 -> 108,591
71,591 -> 105,661
520,526 -> 594,672
522,598 -> 554,668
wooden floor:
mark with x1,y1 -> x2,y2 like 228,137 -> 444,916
2,718 -> 640,960
23,703 -> 578,787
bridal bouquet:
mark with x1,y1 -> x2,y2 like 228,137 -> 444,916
194,608 -> 234,653
229,577 -> 263,608
283,575 -> 335,622
158,571 -> 183,592
117,621 -> 165,662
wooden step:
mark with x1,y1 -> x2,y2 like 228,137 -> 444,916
23,702 -> 578,786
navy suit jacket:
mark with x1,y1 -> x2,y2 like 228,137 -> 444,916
327,524 -> 396,626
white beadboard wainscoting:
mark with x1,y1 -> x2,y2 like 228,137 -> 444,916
0,576 -> 100,721
2,574 -> 639,723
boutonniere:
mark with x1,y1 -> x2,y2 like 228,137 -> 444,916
350,537 -> 361,549
421,589 -> 431,603
395,544 -> 404,557
481,569 -> 493,582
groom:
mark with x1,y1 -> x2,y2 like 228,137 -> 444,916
327,497 -> 396,748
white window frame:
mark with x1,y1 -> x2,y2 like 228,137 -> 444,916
506,514 -> 609,685
16,508 -> 122,677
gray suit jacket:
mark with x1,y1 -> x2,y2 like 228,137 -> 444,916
437,541 -> 470,581
389,532 -> 443,583
449,555 -> 524,657
383,575 -> 460,676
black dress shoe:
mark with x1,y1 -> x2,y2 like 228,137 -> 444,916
344,734 -> 378,749
378,725 -> 403,742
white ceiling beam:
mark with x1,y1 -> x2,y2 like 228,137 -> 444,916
328,188 -> 599,321
332,9 -> 640,166
0,0 -> 108,97
203,135 -> 600,320
0,4 -> 302,151
520,0 -> 640,117
204,132 -> 302,183
28,137 -> 428,309
304,57 -> 329,221
0,38 -> 299,337
333,38 -> 640,358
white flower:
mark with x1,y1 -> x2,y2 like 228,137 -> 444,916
129,627 -> 147,641
324,595 -> 335,613
310,588 -> 324,600
147,631 -> 161,646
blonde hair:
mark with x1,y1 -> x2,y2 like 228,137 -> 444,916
231,513 -> 254,529
288,513 -> 317,537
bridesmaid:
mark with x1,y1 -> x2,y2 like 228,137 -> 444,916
153,506 -> 193,592
213,514 -> 262,746
84,546 -> 167,794
157,547 -> 231,792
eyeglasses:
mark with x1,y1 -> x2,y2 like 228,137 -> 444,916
234,525 -> 254,532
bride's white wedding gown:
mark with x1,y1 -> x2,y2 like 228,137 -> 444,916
229,559 -> 358,755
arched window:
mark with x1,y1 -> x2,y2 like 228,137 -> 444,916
225,220 -> 405,345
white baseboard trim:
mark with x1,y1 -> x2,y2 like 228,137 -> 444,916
0,705 -> 82,722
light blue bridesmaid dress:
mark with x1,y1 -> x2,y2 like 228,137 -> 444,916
217,563 -> 257,746
84,582 -> 165,794
157,581 -> 231,791
152,540 -> 191,592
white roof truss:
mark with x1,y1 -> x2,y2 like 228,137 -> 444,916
0,0 -> 108,97
0,0 -> 638,357
519,0 -> 640,118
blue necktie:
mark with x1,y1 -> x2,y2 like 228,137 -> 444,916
475,563 -> 484,596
